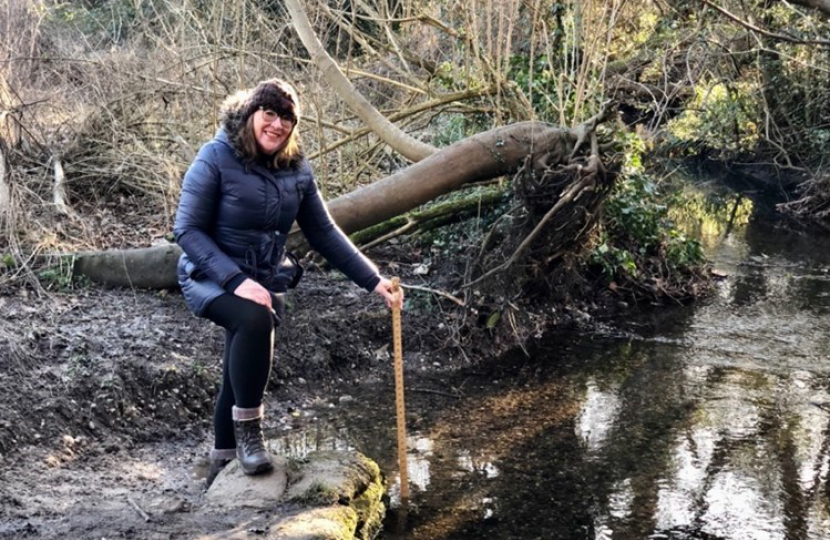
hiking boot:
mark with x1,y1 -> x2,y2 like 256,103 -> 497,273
232,405 -> 273,475
205,448 -> 236,489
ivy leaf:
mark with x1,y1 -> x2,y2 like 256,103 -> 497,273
486,311 -> 501,329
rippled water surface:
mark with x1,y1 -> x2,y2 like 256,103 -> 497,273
271,182 -> 830,539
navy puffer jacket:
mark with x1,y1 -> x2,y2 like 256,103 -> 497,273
174,129 -> 380,316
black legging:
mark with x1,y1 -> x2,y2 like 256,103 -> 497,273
204,292 -> 283,449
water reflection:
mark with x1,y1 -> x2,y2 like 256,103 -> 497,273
267,180 -> 830,539
577,379 -> 622,451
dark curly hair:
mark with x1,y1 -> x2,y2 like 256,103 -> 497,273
220,78 -> 303,169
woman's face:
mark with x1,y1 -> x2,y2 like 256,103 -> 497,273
252,109 -> 292,155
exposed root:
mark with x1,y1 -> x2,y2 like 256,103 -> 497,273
464,110 -> 621,298
778,171 -> 830,226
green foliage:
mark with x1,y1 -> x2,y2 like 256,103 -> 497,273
667,81 -> 760,156
590,238 -> 639,279
666,229 -> 704,269
508,54 -> 561,123
590,135 -> 706,281
37,258 -> 88,292
604,172 -> 665,251
485,310 -> 501,329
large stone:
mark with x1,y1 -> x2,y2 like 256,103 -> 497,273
205,456 -> 288,510
198,451 -> 386,540
269,507 -> 359,540
286,451 -> 380,505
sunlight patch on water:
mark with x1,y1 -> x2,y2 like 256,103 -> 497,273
387,436 -> 435,507
456,450 -> 500,478
577,378 -> 622,451
702,470 -> 786,540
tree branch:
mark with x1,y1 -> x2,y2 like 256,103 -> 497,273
284,0 -> 437,162
699,0 -> 830,46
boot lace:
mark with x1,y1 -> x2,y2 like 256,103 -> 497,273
239,419 -> 266,454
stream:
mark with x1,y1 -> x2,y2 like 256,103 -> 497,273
268,178 -> 830,540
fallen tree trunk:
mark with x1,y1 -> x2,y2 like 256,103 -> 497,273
73,244 -> 183,289
69,119 -> 597,289
321,121 -> 574,234
349,187 -> 506,247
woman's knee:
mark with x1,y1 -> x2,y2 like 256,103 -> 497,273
233,302 -> 274,337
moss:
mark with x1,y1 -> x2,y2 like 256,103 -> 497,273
291,480 -> 340,506
322,507 -> 360,540
273,507 -> 358,540
350,476 -> 386,540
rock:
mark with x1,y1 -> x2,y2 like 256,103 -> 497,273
205,456 -> 288,509
286,451 -> 379,505
201,451 -> 385,540
270,507 -> 359,540
146,496 -> 189,515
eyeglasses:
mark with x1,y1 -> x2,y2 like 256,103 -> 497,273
260,107 -> 295,127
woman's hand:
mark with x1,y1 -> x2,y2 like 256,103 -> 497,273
374,277 -> 404,309
233,278 -> 273,309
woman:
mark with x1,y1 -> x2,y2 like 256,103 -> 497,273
174,78 -> 400,485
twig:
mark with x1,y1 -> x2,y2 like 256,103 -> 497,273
698,0 -> 830,46
306,85 -> 497,160
315,0 -> 427,92
410,387 -> 462,399
0,141 -> 9,229
401,283 -> 466,306
386,384 -> 462,399
361,219 -> 416,250
127,496 -> 151,522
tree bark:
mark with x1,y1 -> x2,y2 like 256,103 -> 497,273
73,245 -> 183,289
70,121 -> 577,289
285,0 -> 437,162
321,122 -> 573,234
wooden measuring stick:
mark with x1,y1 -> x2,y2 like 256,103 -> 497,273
391,277 -> 409,502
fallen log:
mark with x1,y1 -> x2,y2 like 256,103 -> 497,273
323,121 -> 573,235
348,187 -> 506,247
69,119 -> 598,289
73,244 -> 182,289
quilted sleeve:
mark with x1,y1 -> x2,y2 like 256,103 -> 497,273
295,164 -> 381,292
174,144 -> 243,288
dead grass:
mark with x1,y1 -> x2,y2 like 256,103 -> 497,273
0,0 -> 442,282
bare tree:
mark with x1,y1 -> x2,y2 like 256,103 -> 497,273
285,0 -> 436,162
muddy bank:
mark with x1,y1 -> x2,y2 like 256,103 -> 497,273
0,242 -> 664,462
1,443 -> 385,540
0,240 -> 675,540
0,254 -> 533,456
0,267 -> 415,539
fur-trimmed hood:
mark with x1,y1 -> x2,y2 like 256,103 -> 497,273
218,79 -> 303,167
